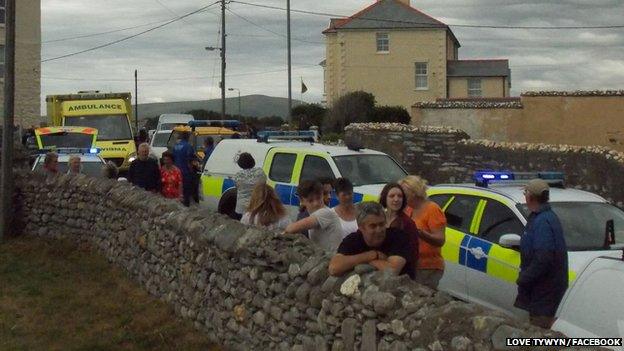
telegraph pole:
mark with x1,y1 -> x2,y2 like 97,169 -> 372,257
286,0 -> 292,121
220,0 -> 226,120
134,70 -> 139,132
0,0 -> 15,240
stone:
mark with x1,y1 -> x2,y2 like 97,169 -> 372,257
270,306 -> 283,321
491,325 -> 524,351
341,318 -> 357,351
390,320 -> 406,336
451,336 -> 472,351
361,320 -> 377,351
288,263 -> 301,278
372,292 -> 396,315
295,282 -> 311,303
389,341 -> 407,351
321,276 -> 343,293
362,285 -> 380,307
340,274 -> 361,297
354,264 -> 375,274
429,341 -> 444,351
472,315 -> 506,339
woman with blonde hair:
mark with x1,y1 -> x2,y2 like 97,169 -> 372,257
399,175 -> 447,289
241,183 -> 291,231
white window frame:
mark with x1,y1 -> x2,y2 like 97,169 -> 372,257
468,78 -> 482,97
376,32 -> 389,53
415,62 -> 428,90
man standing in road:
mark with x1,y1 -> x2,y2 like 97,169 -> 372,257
128,143 -> 161,193
173,131 -> 196,207
515,179 -> 568,329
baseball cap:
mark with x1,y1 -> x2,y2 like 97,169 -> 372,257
524,179 -> 549,197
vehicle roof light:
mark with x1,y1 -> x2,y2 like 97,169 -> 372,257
38,147 -> 100,155
256,130 -> 316,143
474,170 -> 565,188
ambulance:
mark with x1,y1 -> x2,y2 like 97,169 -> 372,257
46,91 -> 136,170
34,126 -> 98,149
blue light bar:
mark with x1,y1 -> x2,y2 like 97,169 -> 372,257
188,120 -> 241,128
474,171 -> 565,188
38,147 -> 101,155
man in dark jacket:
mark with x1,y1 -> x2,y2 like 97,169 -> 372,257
127,143 -> 161,192
514,179 -> 568,329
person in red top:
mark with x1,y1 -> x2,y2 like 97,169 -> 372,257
400,175 -> 447,289
379,183 -> 420,272
160,151 -> 183,200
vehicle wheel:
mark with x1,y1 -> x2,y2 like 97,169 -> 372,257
218,188 -> 238,219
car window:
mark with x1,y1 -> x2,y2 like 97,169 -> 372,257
268,153 -> 297,183
478,200 -> 525,244
444,195 -> 480,233
429,194 -> 452,209
300,155 -> 335,182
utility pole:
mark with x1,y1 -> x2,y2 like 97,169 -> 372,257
0,0 -> 15,241
134,70 -> 139,133
220,0 -> 226,120
287,0 -> 292,121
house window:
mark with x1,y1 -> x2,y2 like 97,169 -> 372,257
468,78 -> 482,97
376,33 -> 389,52
0,0 -> 5,24
415,62 -> 428,89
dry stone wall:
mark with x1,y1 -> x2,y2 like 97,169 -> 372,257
14,172 -> 566,350
346,123 -> 624,208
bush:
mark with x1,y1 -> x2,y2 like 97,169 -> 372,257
373,105 -> 411,124
325,91 -> 375,133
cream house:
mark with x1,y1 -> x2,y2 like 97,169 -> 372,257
0,0 -> 41,128
322,0 -> 510,111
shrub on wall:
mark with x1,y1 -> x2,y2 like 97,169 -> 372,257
372,106 -> 411,124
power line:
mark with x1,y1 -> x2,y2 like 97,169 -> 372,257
226,8 -> 323,44
43,19 -> 174,44
41,1 -> 221,63
230,1 -> 624,30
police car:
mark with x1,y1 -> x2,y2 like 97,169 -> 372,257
201,131 -> 408,217
430,171 -> 624,319
32,148 -> 107,178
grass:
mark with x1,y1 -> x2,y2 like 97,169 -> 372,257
0,236 -> 218,351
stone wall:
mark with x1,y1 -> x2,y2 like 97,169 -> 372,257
14,172 -> 562,350
346,123 -> 624,208
411,91 -> 624,152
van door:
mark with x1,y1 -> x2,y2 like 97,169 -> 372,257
466,198 -> 527,318
264,149 -> 300,218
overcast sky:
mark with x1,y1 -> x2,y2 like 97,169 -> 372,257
41,0 -> 624,111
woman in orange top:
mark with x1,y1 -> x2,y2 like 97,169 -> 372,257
400,175 -> 447,289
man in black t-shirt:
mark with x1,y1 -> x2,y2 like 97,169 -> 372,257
328,202 -> 415,279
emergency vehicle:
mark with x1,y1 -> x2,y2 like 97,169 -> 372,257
201,131 -> 408,217
34,126 -> 98,149
46,91 -> 136,171
430,171 -> 624,319
31,147 -> 107,178
167,122 -> 237,160
156,113 -> 194,131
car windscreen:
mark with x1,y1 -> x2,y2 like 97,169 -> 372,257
34,160 -> 104,178
332,154 -> 407,187
39,132 -> 93,148
151,133 -> 170,147
517,202 -> 624,251
64,115 -> 132,141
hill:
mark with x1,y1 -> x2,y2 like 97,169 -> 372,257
137,95 -> 303,120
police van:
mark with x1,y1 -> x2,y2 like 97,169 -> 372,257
200,131 -> 408,217
429,171 -> 624,319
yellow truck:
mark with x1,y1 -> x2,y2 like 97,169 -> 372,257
46,91 -> 137,170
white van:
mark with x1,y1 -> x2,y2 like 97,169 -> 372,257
553,253 -> 624,350
156,114 -> 194,131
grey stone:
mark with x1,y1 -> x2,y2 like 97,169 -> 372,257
372,292 -> 396,315
295,282 -> 311,303
389,341 -> 407,351
288,263 -> 301,278
451,336 -> 472,351
270,306 -> 283,321
362,285 -> 380,307
472,315 -> 506,339
253,311 -> 266,327
354,264 -> 375,274
429,341 -> 444,351
390,320 -> 406,336
491,325 -> 524,351
361,319 -> 377,351
341,318 -> 357,351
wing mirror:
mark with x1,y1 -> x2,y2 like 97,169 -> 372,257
499,234 -> 521,249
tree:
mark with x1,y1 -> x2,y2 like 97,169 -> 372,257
325,91 -> 375,133
373,106 -> 411,124
292,103 -> 327,130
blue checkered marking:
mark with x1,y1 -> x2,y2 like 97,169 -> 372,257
465,236 -> 492,273
459,234 -> 471,266
353,193 -> 364,203
222,178 -> 235,192
275,184 -> 294,206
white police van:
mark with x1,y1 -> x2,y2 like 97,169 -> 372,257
200,131 -> 408,218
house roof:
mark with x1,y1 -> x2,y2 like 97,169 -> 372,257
447,60 -> 510,77
323,0 -> 460,46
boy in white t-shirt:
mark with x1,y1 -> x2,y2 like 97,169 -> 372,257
284,180 -> 343,252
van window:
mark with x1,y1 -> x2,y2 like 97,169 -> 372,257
478,200 -> 524,244
269,153 -> 297,183
444,195 -> 480,233
300,155 -> 335,182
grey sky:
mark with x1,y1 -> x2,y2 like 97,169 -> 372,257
41,0 -> 624,111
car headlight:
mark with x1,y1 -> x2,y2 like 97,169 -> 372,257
128,152 -> 137,163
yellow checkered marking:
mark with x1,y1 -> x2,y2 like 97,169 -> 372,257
441,228 -> 465,264
202,176 -> 223,198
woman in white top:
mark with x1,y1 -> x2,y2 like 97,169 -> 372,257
233,152 -> 267,220
331,178 -> 359,238
241,183 -> 291,231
